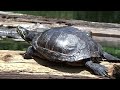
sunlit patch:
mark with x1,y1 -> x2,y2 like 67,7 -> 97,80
57,40 -> 69,47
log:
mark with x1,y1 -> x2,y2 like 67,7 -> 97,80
0,50 -> 119,79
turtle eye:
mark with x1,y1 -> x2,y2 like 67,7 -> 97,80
23,29 -> 29,35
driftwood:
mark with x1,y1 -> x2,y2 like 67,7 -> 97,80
0,50 -> 119,79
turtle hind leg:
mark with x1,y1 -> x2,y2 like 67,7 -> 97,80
103,52 -> 120,62
85,61 -> 109,77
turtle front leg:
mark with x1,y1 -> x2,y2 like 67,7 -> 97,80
24,46 -> 34,59
24,46 -> 46,60
85,61 -> 109,77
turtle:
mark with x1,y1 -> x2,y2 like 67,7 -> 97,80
17,26 -> 120,77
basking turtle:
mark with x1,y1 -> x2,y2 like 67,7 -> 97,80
17,26 -> 120,77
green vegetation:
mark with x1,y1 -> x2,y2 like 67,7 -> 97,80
0,38 -> 30,51
13,11 -> 120,23
14,11 -> 74,19
103,47 -> 120,58
0,38 -> 120,58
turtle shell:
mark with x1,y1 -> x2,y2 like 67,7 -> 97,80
32,26 -> 103,62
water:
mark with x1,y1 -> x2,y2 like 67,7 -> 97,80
14,11 -> 120,23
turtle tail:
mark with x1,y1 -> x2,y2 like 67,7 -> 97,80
102,52 -> 120,62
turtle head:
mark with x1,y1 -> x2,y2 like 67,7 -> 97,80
17,26 -> 29,40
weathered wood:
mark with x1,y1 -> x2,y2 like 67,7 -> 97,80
0,50 -> 119,79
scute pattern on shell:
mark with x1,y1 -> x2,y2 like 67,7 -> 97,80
32,26 -> 103,62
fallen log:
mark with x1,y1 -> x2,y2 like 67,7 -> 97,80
0,50 -> 119,79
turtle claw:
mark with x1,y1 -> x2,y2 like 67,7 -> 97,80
95,65 -> 108,77
23,46 -> 34,59
24,53 -> 33,59
85,61 -> 109,77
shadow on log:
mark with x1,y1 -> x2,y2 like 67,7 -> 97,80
0,72 -> 107,79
